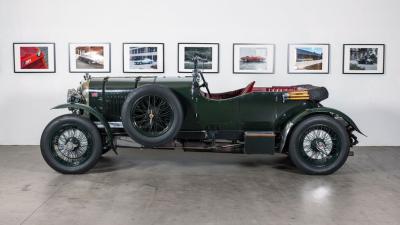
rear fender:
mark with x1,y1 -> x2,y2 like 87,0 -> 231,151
52,103 -> 115,150
279,107 -> 364,152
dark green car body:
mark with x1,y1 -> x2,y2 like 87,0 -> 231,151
55,75 -> 361,154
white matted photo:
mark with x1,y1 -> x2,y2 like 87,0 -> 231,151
123,43 -> 164,73
288,44 -> 330,74
13,43 -> 55,73
343,44 -> 385,74
69,43 -> 110,73
233,43 -> 274,74
178,43 -> 219,73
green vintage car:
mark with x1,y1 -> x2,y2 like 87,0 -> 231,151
40,58 -> 362,175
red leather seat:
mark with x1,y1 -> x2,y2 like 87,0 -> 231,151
202,83 -> 313,100
203,81 -> 255,100
241,81 -> 255,94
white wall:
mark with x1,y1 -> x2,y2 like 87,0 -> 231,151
1,0 -> 399,145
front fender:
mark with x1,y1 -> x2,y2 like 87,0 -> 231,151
279,107 -> 363,152
52,103 -> 115,150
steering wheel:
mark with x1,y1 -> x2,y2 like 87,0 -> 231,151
198,71 -> 211,96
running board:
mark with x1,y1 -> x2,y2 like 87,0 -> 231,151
95,121 -> 123,129
182,141 -> 244,153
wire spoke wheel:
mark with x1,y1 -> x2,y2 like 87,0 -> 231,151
288,115 -> 350,175
50,125 -> 93,167
121,85 -> 184,147
131,95 -> 174,137
298,124 -> 341,168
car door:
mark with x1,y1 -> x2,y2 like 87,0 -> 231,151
239,92 -> 278,131
195,96 -> 240,130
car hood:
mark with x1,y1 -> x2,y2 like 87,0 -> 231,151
88,75 -> 193,91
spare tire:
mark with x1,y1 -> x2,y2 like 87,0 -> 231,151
121,84 -> 183,147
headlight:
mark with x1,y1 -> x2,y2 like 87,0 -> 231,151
67,80 -> 89,104
67,89 -> 83,104
80,80 -> 89,104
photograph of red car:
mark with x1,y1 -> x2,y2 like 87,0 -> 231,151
239,47 -> 268,70
13,43 -> 55,73
20,47 -> 48,69
240,55 -> 266,62
233,44 -> 275,74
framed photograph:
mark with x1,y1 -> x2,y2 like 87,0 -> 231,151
69,43 -> 111,73
13,43 -> 55,73
233,43 -> 275,74
288,44 -> 330,74
123,43 -> 164,73
178,43 -> 219,73
343,44 -> 385,74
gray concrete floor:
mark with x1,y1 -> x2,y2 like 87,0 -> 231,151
0,146 -> 399,225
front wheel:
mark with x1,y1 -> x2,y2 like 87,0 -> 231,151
40,114 -> 103,174
288,115 -> 350,175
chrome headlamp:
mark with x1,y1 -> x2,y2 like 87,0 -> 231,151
67,88 -> 83,104
67,80 -> 89,104
80,80 -> 90,104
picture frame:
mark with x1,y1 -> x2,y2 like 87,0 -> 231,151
123,43 -> 164,73
178,43 -> 219,73
288,43 -> 330,74
343,44 -> 385,74
69,43 -> 111,73
233,43 -> 275,74
13,42 -> 56,73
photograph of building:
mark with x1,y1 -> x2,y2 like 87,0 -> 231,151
129,46 -> 158,70
295,47 -> 323,70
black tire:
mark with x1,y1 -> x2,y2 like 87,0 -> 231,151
40,114 -> 103,174
121,85 -> 183,147
288,115 -> 350,175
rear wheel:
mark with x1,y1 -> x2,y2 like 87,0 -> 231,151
40,114 -> 102,174
121,85 -> 183,147
288,115 -> 350,175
